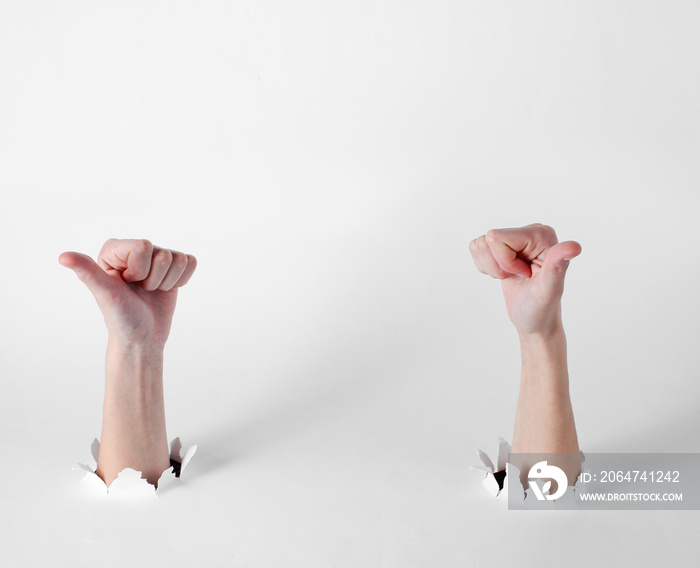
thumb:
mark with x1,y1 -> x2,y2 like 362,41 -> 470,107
59,251 -> 123,306
540,240 -> 582,290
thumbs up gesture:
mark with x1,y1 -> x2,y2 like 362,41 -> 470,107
59,239 -> 197,349
469,224 -> 581,338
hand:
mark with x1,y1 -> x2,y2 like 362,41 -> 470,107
59,239 -> 197,348
469,224 -> 581,337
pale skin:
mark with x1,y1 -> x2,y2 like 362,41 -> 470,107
59,239 -> 197,487
469,223 -> 581,487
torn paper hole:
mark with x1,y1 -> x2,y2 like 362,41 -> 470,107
469,437 -> 511,498
73,437 -> 198,499
471,439 -> 586,503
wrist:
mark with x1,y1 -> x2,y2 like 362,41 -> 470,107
107,336 -> 166,358
518,324 -> 566,351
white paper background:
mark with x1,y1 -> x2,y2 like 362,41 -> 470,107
1,1 -> 698,566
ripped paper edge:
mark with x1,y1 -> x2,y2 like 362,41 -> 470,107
73,437 -> 198,498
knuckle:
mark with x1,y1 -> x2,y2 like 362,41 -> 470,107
485,229 -> 499,242
99,238 -> 116,256
135,239 -> 153,252
154,248 -> 173,264
540,224 -> 557,238
172,251 -> 188,269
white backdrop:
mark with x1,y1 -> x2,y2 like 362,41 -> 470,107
1,1 -> 699,566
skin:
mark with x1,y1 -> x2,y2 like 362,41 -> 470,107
469,223 -> 581,488
59,239 -> 197,487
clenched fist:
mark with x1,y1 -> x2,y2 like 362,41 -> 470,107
59,239 -> 197,348
469,223 -> 581,337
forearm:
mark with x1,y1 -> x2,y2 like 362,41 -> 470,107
97,339 -> 170,487
512,326 -> 580,483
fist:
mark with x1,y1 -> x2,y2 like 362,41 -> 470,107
469,224 -> 581,336
59,239 -> 197,347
